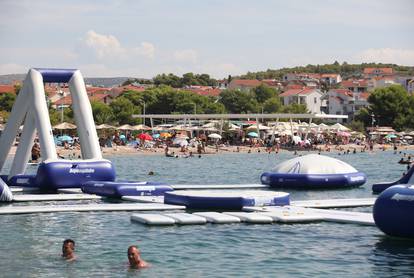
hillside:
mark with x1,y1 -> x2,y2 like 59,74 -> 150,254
238,62 -> 414,80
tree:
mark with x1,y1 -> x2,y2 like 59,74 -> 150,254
0,93 -> 16,112
109,97 -> 137,124
252,84 -> 277,103
367,85 -> 410,130
219,89 -> 259,113
91,101 -> 114,124
281,103 -> 307,113
263,97 -> 282,113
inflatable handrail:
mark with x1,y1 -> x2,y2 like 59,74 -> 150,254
34,68 -> 77,83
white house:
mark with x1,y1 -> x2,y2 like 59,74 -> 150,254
326,89 -> 370,122
279,87 -> 323,114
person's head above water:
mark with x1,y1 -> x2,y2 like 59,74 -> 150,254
62,239 -> 76,260
127,245 -> 149,269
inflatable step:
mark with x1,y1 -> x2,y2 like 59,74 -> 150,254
258,207 -> 324,223
164,213 -> 207,225
131,213 -> 175,225
122,196 -> 164,203
222,212 -> 273,224
291,198 -> 375,208
12,193 -> 101,202
193,212 -> 241,224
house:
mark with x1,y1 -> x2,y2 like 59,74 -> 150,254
0,85 -> 15,95
371,76 -> 396,90
279,87 -> 323,114
227,79 -> 262,92
321,74 -> 342,85
185,86 -> 222,97
340,79 -> 368,93
363,67 -> 394,78
326,89 -> 370,122
109,85 -> 146,98
395,76 -> 414,94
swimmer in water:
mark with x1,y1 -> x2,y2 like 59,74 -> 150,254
128,245 -> 150,269
62,239 -> 76,261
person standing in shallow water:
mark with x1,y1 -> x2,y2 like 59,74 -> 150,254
62,239 -> 76,261
127,245 -> 150,269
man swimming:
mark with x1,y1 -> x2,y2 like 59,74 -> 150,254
127,245 -> 150,269
62,239 -> 76,261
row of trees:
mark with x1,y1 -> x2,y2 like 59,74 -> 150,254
240,62 -> 414,81
123,72 -> 218,88
87,85 -> 306,125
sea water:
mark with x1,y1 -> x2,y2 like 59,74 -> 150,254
1,150 -> 414,277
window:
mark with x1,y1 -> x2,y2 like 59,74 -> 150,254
314,97 -> 317,104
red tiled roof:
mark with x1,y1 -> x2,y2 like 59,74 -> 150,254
285,84 -> 305,90
363,67 -> 393,74
89,93 -> 111,103
0,85 -> 15,94
341,79 -> 368,88
359,92 -> 370,100
279,88 -> 317,97
231,79 -> 262,87
186,88 -> 221,97
54,95 -> 72,106
86,87 -> 110,94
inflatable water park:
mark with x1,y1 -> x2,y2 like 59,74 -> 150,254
0,68 -> 413,238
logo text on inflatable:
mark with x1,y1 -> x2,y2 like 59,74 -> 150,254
69,168 -> 95,174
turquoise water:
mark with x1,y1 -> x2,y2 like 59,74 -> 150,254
1,150 -> 414,277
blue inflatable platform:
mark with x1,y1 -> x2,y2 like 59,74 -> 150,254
82,181 -> 173,198
164,190 -> 290,210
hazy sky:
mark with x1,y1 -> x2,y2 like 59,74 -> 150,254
0,0 -> 413,78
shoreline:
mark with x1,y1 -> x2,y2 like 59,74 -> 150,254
7,143 -> 414,159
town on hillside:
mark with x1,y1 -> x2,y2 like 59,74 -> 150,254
0,65 -> 413,127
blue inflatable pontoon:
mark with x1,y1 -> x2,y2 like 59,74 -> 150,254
164,190 -> 290,210
373,185 -> 414,238
82,181 -> 173,198
261,154 -> 366,189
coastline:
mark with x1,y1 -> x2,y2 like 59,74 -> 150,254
7,143 -> 414,159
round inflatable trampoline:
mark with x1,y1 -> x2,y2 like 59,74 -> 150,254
164,190 -> 290,209
260,154 -> 366,188
373,185 -> 414,238
82,181 -> 173,198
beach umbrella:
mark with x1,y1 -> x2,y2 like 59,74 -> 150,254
96,124 -> 116,130
119,134 -> 126,139
53,122 -> 77,130
247,132 -> 259,138
385,134 -> 397,139
152,133 -> 161,139
208,133 -> 222,139
117,124 -> 134,130
330,123 -> 350,131
173,137 -> 188,146
403,135 -> 413,139
160,132 -> 172,138
132,124 -> 151,131
337,131 -> 351,137
138,133 -> 153,141
57,135 -> 73,142
246,124 -> 270,130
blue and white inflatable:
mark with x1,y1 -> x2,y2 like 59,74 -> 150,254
0,68 -> 116,195
82,181 -> 173,198
0,178 -> 13,202
164,190 -> 290,210
372,165 -> 414,194
260,154 -> 366,188
373,185 -> 414,238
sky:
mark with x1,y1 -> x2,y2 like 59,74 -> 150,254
0,0 -> 413,78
